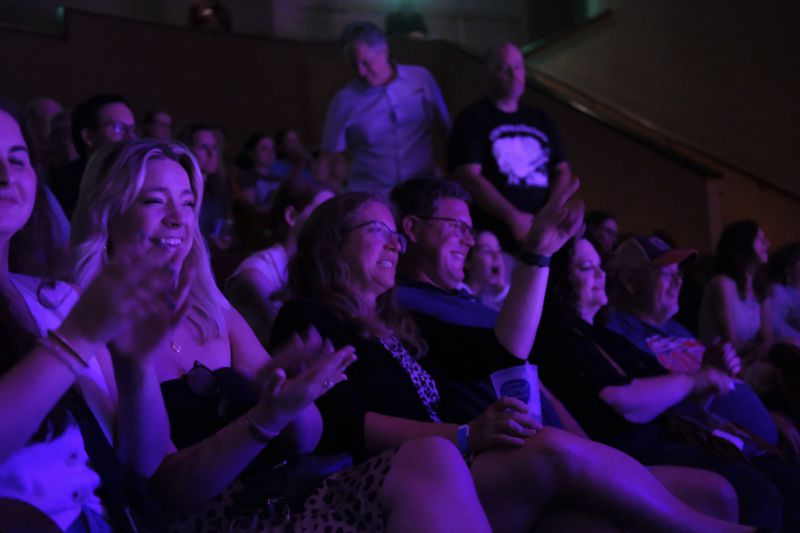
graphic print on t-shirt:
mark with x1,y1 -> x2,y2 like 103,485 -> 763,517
489,124 -> 551,188
645,334 -> 705,373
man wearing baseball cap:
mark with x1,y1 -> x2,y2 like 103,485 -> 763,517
606,235 -> 778,442
606,236 -> 800,529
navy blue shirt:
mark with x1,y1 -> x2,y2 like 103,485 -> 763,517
606,309 -> 778,445
397,277 -> 564,427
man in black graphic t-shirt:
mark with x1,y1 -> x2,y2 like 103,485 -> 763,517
448,42 -> 571,251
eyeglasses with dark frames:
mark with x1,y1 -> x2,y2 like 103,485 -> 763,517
98,121 -> 137,137
417,216 -> 477,240
346,220 -> 407,253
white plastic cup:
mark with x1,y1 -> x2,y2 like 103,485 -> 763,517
490,363 -> 542,424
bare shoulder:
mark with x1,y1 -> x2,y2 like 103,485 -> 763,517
225,305 -> 269,379
709,275 -> 736,291
707,275 -> 739,303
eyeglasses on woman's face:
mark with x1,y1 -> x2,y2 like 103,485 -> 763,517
346,220 -> 407,253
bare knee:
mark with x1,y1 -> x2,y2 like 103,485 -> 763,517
651,466 -> 739,522
698,472 -> 739,522
525,427 -> 590,480
393,436 -> 471,483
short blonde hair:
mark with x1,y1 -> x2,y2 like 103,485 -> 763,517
70,139 -> 227,340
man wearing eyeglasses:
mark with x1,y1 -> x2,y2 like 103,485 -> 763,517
51,94 -> 136,218
606,235 -> 784,447
389,177 -> 587,433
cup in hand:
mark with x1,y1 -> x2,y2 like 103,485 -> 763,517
490,363 -> 542,424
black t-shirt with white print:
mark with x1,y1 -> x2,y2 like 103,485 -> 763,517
448,97 -> 567,250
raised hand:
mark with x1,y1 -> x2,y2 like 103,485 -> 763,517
248,343 -> 357,435
259,327 -> 331,380
508,209 -> 535,244
523,172 -> 584,256
110,261 -> 195,359
58,238 -> 193,359
468,397 -> 542,452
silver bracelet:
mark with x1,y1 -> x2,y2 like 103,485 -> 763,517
245,413 -> 282,443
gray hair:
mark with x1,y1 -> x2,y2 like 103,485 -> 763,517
339,21 -> 386,52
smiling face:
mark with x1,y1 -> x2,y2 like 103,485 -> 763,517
410,198 -> 476,291
634,262 -> 682,325
569,238 -> 608,322
108,157 -> 196,266
0,110 -> 37,240
349,41 -> 392,87
340,201 -> 402,302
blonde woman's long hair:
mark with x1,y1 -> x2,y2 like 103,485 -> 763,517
70,139 -> 227,341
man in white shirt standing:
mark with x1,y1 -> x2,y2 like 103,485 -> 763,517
321,21 -> 451,198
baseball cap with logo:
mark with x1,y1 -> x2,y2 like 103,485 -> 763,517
612,236 -> 697,270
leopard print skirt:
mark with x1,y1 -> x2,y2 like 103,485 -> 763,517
166,449 -> 395,533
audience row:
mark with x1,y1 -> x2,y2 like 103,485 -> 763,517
2,19 -> 799,533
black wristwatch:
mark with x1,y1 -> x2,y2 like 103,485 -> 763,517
518,250 -> 551,267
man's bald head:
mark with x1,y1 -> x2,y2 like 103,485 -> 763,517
484,43 -> 526,104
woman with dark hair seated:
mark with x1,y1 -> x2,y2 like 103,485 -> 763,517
699,220 -> 772,359
272,178 -> 755,532
226,177 -> 334,344
69,138 -> 491,532
534,236 -> 800,530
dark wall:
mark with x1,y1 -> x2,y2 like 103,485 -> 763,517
3,10 -> 715,249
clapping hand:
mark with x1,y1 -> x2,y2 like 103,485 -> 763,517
58,237 -> 194,360
523,173 -> 584,256
508,210 -> 535,244
259,327 -> 332,380
248,340 -> 357,436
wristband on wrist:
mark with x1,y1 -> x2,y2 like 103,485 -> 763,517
518,250 -> 551,267
456,424 -> 471,455
245,413 -> 282,443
